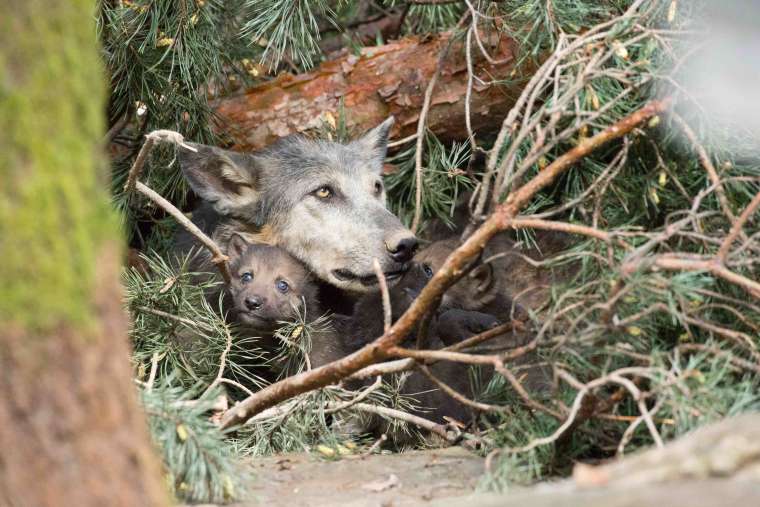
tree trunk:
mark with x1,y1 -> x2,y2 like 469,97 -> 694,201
0,1 -> 168,506
214,31 -> 526,151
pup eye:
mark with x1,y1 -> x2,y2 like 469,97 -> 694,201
276,280 -> 290,293
241,272 -> 253,283
313,186 -> 333,199
374,180 -> 383,196
422,264 -> 434,278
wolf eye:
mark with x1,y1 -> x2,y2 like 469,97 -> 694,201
241,272 -> 253,283
313,186 -> 333,199
276,280 -> 290,293
422,264 -> 434,278
373,180 -> 383,196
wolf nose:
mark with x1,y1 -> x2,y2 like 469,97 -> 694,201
387,236 -> 418,263
245,296 -> 263,311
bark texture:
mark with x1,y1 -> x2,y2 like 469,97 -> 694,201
214,31 -> 525,151
0,1 -> 168,505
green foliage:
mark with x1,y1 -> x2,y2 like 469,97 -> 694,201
105,0 -> 760,497
242,0 -> 336,69
142,382 -> 249,503
386,134 -> 475,229
98,0 -> 256,241
124,251 -> 267,394
234,389 -> 344,456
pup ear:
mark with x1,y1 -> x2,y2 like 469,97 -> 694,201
351,116 -> 395,172
178,143 -> 261,214
227,233 -> 250,261
469,263 -> 495,295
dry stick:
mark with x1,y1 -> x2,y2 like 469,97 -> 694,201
362,434 -> 387,457
504,367 -> 658,454
464,26 -> 479,152
135,181 -> 231,284
679,344 -> 760,375
373,259 -> 392,333
220,378 -> 255,397
507,217 -> 625,246
389,346 -> 499,366
410,17 -> 468,233
648,255 -> 760,299
146,352 -> 160,393
387,133 -> 418,148
219,99 -> 670,430
350,321 -> 518,379
122,129 -> 196,193
325,376 -> 383,414
493,363 -> 562,419
671,113 -> 738,224
717,189 -> 760,262
326,401 -> 455,442
418,364 -> 510,414
122,130 -> 231,283
200,326 -> 234,400
104,113 -> 129,145
135,305 -> 215,332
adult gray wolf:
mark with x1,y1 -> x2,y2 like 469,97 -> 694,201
175,117 -> 417,292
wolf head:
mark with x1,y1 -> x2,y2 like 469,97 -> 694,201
179,118 -> 418,292
225,235 -> 317,331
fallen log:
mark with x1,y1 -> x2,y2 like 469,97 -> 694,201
213,31 -> 525,151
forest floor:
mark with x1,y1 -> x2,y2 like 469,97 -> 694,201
190,414 -> 760,507
188,443 -> 760,507
239,447 -> 484,507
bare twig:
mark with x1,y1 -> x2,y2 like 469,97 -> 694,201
326,376 -> 383,414
633,254 -> 760,299
350,322 -> 518,380
146,352 -> 160,393
122,130 -> 196,193
672,113 -> 737,225
418,364 -> 510,414
717,189 -> 760,262
326,401 -> 456,442
373,259 -> 392,333
411,16 -> 469,233
135,181 -> 231,284
134,305 -> 215,332
200,326 -> 234,400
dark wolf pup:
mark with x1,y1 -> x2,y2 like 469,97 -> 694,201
175,118 -> 418,292
224,234 -> 319,333
223,233 -> 345,372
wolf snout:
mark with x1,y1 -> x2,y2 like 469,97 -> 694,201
244,296 -> 264,311
385,235 -> 419,263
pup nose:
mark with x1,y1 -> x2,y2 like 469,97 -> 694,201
386,236 -> 418,263
245,296 -> 263,311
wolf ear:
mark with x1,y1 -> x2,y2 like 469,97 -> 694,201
227,233 -> 250,260
178,143 -> 261,214
469,263 -> 495,295
352,116 -> 395,171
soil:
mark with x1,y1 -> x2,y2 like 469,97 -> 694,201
239,447 -> 484,507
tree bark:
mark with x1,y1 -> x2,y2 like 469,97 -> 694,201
0,1 -> 168,506
214,31 -> 526,151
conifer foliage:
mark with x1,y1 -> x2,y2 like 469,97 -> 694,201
103,0 -> 759,502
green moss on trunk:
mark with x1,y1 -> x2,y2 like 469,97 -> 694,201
0,0 -> 118,331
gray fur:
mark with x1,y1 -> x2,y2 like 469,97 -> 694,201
176,117 -> 416,292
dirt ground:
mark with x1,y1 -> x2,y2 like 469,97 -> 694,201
188,415 -> 760,507
241,447 -> 484,507
187,445 -> 760,507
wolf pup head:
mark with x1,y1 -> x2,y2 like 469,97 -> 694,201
179,117 -> 418,292
225,234 -> 317,331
